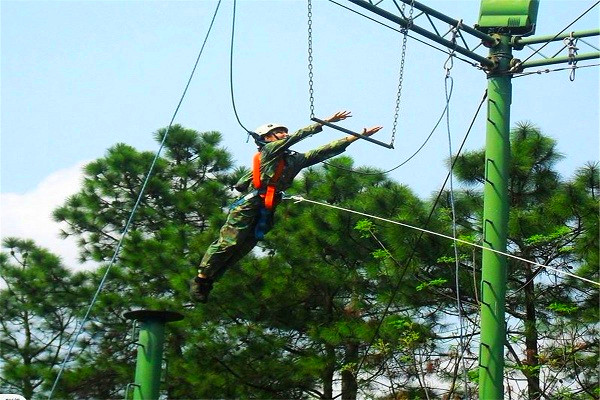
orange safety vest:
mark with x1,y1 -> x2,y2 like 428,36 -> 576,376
253,152 -> 285,210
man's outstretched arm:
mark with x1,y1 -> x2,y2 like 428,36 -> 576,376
262,111 -> 356,157
302,114 -> 383,167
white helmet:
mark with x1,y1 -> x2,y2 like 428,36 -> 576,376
254,123 -> 288,137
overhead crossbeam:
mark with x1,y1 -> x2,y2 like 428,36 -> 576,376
511,30 -> 600,71
347,0 -> 496,68
520,51 -> 600,69
311,117 -> 394,149
513,28 -> 600,47
395,0 -> 496,44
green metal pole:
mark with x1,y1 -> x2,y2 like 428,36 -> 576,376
124,310 -> 184,400
479,34 -> 512,400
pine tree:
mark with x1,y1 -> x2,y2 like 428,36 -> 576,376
197,157 -> 447,399
41,121 -> 597,399
451,122 -> 599,399
0,238 -> 91,399
50,125 -> 243,398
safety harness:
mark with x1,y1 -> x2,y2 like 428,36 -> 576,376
253,152 -> 285,209
252,152 -> 285,239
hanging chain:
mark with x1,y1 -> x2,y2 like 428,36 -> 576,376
564,32 -> 579,81
307,0 -> 315,118
390,0 -> 414,146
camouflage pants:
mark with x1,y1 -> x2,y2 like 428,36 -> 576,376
199,194 -> 273,281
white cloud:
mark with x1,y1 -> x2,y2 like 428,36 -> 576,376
0,161 -> 97,271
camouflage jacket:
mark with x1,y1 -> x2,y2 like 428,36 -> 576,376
234,123 -> 350,193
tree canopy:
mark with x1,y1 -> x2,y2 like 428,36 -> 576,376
1,122 -> 597,399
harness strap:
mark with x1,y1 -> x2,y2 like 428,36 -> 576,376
252,152 -> 262,189
252,152 -> 285,210
264,186 -> 277,209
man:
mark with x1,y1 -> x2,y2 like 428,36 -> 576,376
190,111 -> 382,302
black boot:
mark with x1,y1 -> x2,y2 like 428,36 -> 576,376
189,276 -> 213,303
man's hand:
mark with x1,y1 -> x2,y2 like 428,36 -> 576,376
325,110 -> 352,123
346,125 -> 383,143
362,126 -> 383,137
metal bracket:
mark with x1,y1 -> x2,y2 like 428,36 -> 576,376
478,343 -> 491,370
509,58 -> 524,73
483,55 -> 500,74
124,383 -> 140,400
480,279 -> 493,306
484,159 -> 496,185
128,320 -> 144,349
483,219 -> 494,246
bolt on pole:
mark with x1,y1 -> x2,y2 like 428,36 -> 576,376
124,310 -> 184,400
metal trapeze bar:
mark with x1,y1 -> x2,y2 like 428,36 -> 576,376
312,117 -> 394,149
347,0 -> 495,68
395,0 -> 497,45
514,28 -> 600,47
520,51 -> 600,69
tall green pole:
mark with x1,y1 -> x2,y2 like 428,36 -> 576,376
479,34 -> 512,400
124,310 -> 184,400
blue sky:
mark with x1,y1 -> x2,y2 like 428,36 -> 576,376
1,0 -> 599,267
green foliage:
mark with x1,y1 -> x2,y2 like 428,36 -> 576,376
354,219 -> 375,238
8,122 -> 596,399
371,249 -> 391,260
373,338 -> 392,356
551,386 -> 597,400
53,124 -> 233,264
436,255 -> 462,264
386,317 -> 432,351
256,158 -> 442,397
340,362 -> 357,374
43,126 -> 243,399
415,277 -> 448,291
547,302 -> 578,315
0,238 -> 92,398
515,363 -> 542,375
467,367 -> 482,383
524,225 -> 570,246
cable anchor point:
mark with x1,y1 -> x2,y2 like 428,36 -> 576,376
444,20 -> 461,77
509,58 -> 524,74
564,32 -> 579,82
282,193 -> 305,204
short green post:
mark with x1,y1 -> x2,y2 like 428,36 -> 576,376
124,310 -> 184,400
479,33 -> 512,400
